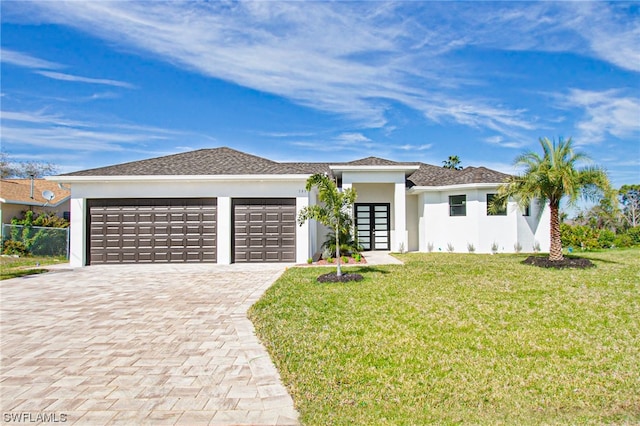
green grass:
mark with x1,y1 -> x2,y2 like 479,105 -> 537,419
0,255 -> 67,280
249,249 -> 640,425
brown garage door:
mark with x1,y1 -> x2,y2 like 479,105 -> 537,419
233,199 -> 296,262
88,198 -> 216,264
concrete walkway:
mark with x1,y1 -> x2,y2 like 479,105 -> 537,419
361,251 -> 403,265
0,264 -> 299,425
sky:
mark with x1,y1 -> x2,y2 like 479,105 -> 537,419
1,1 -> 639,189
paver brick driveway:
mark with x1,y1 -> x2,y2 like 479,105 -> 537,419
0,264 -> 299,425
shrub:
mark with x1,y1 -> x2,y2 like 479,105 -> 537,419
626,227 -> 640,245
491,241 -> 499,254
446,243 -> 455,253
597,229 -> 615,249
321,229 -> 362,257
613,234 -> 633,248
2,240 -> 29,256
561,223 -> 599,250
354,253 -> 362,262
467,243 -> 475,253
514,242 -> 522,253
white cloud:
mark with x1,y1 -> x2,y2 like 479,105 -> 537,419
3,1 -> 538,133
4,1 -> 638,141
398,144 -> 432,151
0,48 -> 64,69
35,71 -> 135,89
484,135 -> 527,149
564,89 -> 640,144
335,133 -> 372,143
0,109 -> 210,156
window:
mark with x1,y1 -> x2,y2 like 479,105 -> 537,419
486,194 -> 506,216
449,195 -> 466,216
523,203 -> 530,216
63,211 -> 71,221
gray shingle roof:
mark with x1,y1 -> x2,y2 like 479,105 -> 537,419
407,164 -> 510,186
63,147 -> 307,176
346,157 -> 419,166
60,147 -> 510,185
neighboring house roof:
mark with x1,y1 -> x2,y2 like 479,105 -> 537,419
57,146 -> 510,185
0,179 -> 71,207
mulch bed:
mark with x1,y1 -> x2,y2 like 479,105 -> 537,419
312,257 -> 367,266
522,256 -> 595,269
317,272 -> 364,283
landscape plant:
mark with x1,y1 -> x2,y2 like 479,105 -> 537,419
491,137 -> 611,262
298,173 -> 357,278
491,241 -> 499,254
321,228 -> 362,258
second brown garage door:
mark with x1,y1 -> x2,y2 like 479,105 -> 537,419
88,198 -> 217,264
233,199 -> 296,262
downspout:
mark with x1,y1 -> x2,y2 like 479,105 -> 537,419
29,174 -> 35,199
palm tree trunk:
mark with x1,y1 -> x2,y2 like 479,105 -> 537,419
336,223 -> 342,277
549,202 -> 563,261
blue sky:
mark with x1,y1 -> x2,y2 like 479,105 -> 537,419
1,1 -> 639,188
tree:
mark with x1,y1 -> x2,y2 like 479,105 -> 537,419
442,155 -> 462,170
619,184 -> 640,228
576,196 -> 622,232
0,151 -> 59,178
298,173 -> 357,277
491,137 -> 611,261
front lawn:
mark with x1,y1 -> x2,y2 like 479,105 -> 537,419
249,250 -> 640,425
0,255 -> 67,280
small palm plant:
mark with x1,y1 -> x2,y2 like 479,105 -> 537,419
298,173 -> 357,277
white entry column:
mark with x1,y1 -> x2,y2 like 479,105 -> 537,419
393,181 -> 407,252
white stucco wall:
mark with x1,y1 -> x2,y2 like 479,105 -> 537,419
415,185 -> 550,254
65,178 -> 310,267
406,194 -> 419,252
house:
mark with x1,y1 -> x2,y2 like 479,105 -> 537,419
48,147 -> 549,267
0,178 -> 71,238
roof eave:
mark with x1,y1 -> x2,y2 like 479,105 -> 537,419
407,182 -> 502,193
329,165 -> 420,179
47,174 -> 312,183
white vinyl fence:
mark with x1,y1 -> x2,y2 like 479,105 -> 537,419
2,224 -> 70,258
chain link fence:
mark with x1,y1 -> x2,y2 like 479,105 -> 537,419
1,224 -> 70,258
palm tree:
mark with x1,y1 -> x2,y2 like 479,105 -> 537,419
491,137 -> 611,261
442,155 -> 462,170
298,173 -> 357,276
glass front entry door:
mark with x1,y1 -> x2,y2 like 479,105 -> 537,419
355,203 -> 390,251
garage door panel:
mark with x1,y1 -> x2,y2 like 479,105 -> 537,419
265,213 -> 280,222
87,198 -> 216,265
281,224 -> 295,234
233,199 -> 296,263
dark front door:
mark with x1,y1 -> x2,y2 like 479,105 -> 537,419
355,203 -> 390,251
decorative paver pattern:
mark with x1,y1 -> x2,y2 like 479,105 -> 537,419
0,264 -> 299,425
